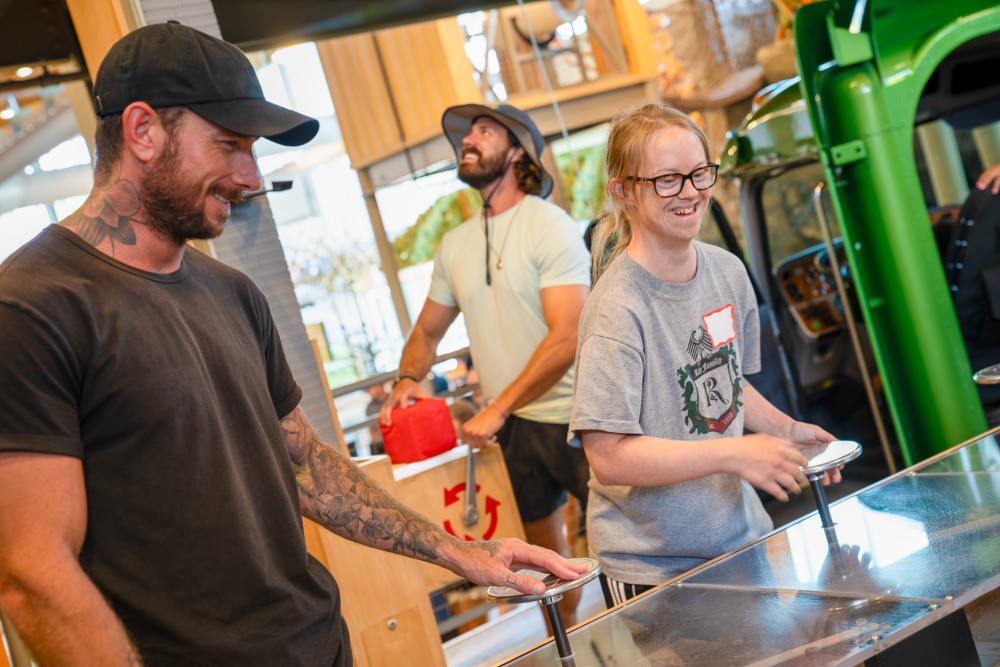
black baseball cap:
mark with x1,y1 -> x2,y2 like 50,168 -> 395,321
93,22 -> 319,147
441,103 -> 553,198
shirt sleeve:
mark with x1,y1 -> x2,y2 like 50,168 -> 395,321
535,209 -> 591,290
426,236 -> 458,308
260,306 -> 303,419
739,273 -> 762,376
569,333 -> 645,446
0,303 -> 83,457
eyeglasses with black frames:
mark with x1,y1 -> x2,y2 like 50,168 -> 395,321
627,163 -> 720,198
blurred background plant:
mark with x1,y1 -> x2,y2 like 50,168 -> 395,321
392,188 -> 483,268
555,142 -> 607,223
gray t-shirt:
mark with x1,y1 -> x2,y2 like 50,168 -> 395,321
570,242 -> 769,584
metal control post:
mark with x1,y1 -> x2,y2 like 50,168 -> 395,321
538,594 -> 574,665
808,471 -> 836,528
800,440 -> 863,530
487,557 -> 602,666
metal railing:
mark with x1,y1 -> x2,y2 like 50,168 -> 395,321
333,347 -> 479,439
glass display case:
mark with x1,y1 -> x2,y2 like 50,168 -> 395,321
500,430 -> 1000,666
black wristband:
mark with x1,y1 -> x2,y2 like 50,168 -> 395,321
392,373 -> 420,388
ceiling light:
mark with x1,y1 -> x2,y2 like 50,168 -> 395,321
0,108 -> 15,120
15,66 -> 34,78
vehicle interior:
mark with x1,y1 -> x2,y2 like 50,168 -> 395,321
726,28 -> 1000,481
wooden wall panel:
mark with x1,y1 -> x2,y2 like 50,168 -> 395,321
435,19 -> 482,105
303,456 -> 446,667
315,35 -> 406,169
319,19 -> 479,170
392,446 -> 526,592
375,20 -> 480,146
613,0 -> 658,75
375,25 -> 440,143
65,0 -> 132,81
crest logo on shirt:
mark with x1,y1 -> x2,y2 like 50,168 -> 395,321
677,306 -> 742,434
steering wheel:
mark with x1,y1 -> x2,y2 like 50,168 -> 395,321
813,245 -> 852,282
812,244 -> 862,321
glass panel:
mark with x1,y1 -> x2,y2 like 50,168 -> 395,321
0,204 -> 51,262
501,585 -> 942,666
37,135 -> 90,171
374,171 -> 473,356
687,454 -> 1000,606
500,432 -> 1000,665
250,43 -> 415,389
915,435 -> 1000,474
759,161 -> 834,270
276,150 -> 403,382
0,83 -> 89,262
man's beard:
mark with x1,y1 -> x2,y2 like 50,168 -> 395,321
140,135 -> 244,245
458,147 -> 512,191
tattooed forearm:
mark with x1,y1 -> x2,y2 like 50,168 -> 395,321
280,408 -> 453,564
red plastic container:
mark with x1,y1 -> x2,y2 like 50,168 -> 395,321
379,398 -> 458,464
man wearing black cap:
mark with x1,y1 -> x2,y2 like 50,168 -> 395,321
0,23 -> 585,666
382,104 -> 592,627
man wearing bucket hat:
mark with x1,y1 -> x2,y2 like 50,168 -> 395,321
0,24 -> 586,666
382,103 -> 592,627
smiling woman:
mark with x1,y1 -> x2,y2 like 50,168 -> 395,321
570,103 -> 841,608
589,104 -> 711,283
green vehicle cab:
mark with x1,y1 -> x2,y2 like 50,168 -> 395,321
720,0 -> 1000,468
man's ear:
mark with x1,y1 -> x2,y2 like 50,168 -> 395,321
608,177 -> 630,206
121,102 -> 165,164
508,144 -> 526,162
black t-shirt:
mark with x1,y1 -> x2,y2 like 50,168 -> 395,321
0,225 -> 348,666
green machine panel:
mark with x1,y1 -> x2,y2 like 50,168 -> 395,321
793,0 -> 1000,463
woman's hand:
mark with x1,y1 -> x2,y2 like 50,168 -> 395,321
785,421 -> 842,485
726,434 -> 810,502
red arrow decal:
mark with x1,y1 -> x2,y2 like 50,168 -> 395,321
443,487 -> 492,540
444,483 -> 482,506
444,483 -> 466,506
481,495 -> 500,540
443,520 -> 474,540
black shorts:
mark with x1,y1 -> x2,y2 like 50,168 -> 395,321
599,573 -> 656,608
496,415 -> 590,524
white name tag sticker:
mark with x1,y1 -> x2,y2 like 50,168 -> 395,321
703,304 -> 736,347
